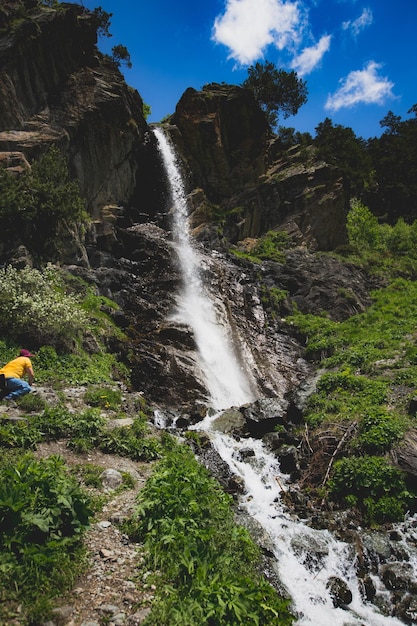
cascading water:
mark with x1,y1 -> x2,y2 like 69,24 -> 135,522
153,126 -> 257,410
153,126 -> 415,625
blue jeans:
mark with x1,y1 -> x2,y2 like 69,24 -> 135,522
4,378 -> 32,400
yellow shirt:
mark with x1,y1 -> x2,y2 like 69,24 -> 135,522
0,356 -> 32,379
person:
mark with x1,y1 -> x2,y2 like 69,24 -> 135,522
0,349 -> 35,404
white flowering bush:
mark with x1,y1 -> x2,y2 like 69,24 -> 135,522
0,264 -> 89,348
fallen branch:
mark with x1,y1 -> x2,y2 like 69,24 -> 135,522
321,421 -> 358,488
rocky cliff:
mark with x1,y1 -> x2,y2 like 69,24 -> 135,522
0,0 -> 149,221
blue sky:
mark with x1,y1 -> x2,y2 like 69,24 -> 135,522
76,0 -> 417,139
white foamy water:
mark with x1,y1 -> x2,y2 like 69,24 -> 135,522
153,126 -> 257,410
153,126 -> 413,625
203,428 -> 408,626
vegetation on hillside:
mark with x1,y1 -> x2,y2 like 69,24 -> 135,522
282,201 -> 417,525
123,441 -> 294,626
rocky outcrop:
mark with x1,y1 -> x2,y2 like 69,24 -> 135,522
170,85 -> 349,251
0,1 -> 149,218
171,83 -> 271,203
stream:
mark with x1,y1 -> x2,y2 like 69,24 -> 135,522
153,126 -> 416,625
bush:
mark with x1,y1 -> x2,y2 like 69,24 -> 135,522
328,455 -> 411,524
0,265 -> 88,349
0,454 -> 92,621
346,198 -> 381,249
0,146 -> 87,260
355,410 -> 404,453
84,385 -> 122,410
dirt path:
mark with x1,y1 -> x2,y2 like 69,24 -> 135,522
33,443 -> 156,626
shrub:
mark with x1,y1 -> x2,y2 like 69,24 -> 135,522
254,230 -> 289,263
346,198 -> 381,250
328,455 -> 411,524
84,385 -> 123,410
0,454 -> 92,621
355,410 -> 404,453
0,265 -> 88,349
0,146 -> 87,260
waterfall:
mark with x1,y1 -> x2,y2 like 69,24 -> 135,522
153,126 -> 413,625
153,126 -> 257,410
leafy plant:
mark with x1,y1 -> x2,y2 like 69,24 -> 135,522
0,265 -> 88,350
0,146 -> 87,260
328,455 -> 411,524
84,385 -> 123,410
125,443 -> 294,625
0,453 -> 92,621
355,410 -> 404,453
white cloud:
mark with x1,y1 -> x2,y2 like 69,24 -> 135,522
212,0 -> 305,66
342,8 -> 373,37
325,61 -> 394,112
290,34 -> 331,76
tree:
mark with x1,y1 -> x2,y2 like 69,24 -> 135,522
314,117 -> 371,195
91,6 -> 112,39
242,61 -> 308,129
111,44 -> 132,69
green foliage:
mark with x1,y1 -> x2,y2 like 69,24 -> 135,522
289,275 -> 417,522
0,403 -> 160,461
366,104 -> 417,223
260,285 -> 290,318
111,44 -> 132,69
346,198 -> 381,250
16,392 -> 48,413
84,385 -> 123,410
0,453 -> 91,621
0,146 -> 87,260
253,230 -> 289,262
242,61 -> 308,129
355,410 -> 404,454
91,6 -> 112,38
0,265 -> 88,349
125,443 -> 294,625
328,455 -> 411,524
143,102 -> 152,119
99,417 -> 162,461
305,371 -> 387,428
314,118 -> 372,195
35,344 -> 126,385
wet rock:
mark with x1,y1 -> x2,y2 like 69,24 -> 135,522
241,398 -> 288,436
228,474 -> 245,494
239,447 -> 255,460
275,444 -> 300,478
361,531 -> 393,565
395,592 -> 417,624
359,574 -> 376,601
326,576 -> 353,607
290,533 -> 329,571
210,408 -> 247,435
380,562 -> 415,591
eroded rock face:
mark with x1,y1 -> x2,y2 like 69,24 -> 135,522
171,83 -> 271,203
170,86 -> 349,251
0,2 -> 149,218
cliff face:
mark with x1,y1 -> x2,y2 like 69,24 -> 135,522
171,84 -> 348,251
0,1 -> 149,218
